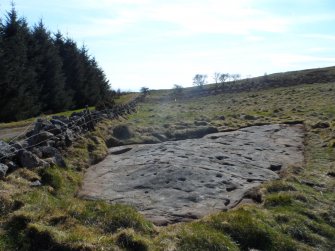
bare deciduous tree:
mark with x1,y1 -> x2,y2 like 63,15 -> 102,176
219,73 -> 229,84
193,74 -> 207,88
213,72 -> 221,84
231,73 -> 241,83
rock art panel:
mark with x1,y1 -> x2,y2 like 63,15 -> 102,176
79,124 -> 305,225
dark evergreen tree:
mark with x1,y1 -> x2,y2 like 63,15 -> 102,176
31,21 -> 70,112
0,7 -> 40,122
0,7 -> 112,122
80,46 -> 110,106
54,33 -> 85,108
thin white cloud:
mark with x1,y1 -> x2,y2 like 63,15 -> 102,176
245,35 -> 265,42
47,0 -> 335,41
302,34 -> 335,41
268,53 -> 335,68
59,0 -> 294,39
308,47 -> 332,52
146,1 -> 290,34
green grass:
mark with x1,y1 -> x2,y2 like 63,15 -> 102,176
114,93 -> 139,104
176,223 -> 239,251
0,106 -> 94,129
1,81 -> 335,250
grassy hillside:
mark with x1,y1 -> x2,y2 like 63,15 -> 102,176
1,73 -> 335,250
161,66 -> 335,99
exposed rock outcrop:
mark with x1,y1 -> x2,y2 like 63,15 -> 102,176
79,124 -> 305,225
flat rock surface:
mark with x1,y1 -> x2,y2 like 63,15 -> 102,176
79,124 -> 304,225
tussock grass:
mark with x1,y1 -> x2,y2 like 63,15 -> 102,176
207,208 -> 297,251
1,81 -> 335,250
176,223 -> 239,251
116,229 -> 151,251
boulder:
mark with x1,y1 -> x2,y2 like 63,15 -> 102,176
50,119 -> 68,128
43,124 -> 62,135
18,150 -> 42,168
6,161 -> 17,171
113,125 -> 133,140
31,148 -> 43,158
0,140 -> 15,160
34,118 -> 53,132
39,146 -> 66,168
51,115 -> 70,124
0,163 -> 8,179
10,142 -> 23,150
11,140 -> 29,150
54,154 -> 67,168
64,129 -> 75,147
106,136 -> 123,148
38,146 -> 60,158
28,131 -> 54,147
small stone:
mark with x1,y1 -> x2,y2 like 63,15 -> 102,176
44,157 -> 56,166
312,121 -> 330,129
269,164 -> 282,171
31,180 -> 42,187
240,114 -> 257,120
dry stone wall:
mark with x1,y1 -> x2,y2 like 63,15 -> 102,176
0,96 -> 142,178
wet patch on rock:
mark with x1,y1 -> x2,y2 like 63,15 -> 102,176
79,124 -> 304,225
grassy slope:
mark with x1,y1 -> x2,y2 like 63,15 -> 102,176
0,92 -> 138,130
1,80 -> 335,250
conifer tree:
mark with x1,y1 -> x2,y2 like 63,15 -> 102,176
54,34 -> 86,108
0,7 -> 113,122
31,21 -> 70,112
0,6 -> 40,121
80,46 -> 109,106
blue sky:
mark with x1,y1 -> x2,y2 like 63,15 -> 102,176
1,0 -> 335,91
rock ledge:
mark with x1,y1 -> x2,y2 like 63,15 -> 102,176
79,124 -> 304,225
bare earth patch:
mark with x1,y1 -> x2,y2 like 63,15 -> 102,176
79,124 -> 304,225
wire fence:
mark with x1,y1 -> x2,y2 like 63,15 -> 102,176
0,98 -> 139,163
7,120 -> 36,145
